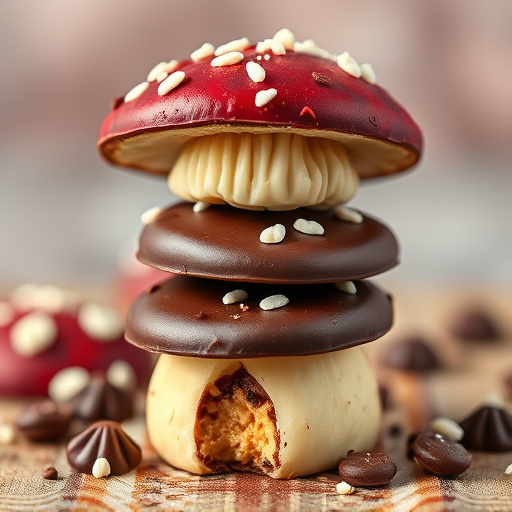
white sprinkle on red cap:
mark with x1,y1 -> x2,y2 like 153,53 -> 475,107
214,37 -> 250,56
157,71 -> 186,96
190,43 -> 215,62
193,201 -> 211,213
255,88 -> 277,107
337,52 -> 361,78
360,63 -> 377,84
48,366 -> 89,402
246,61 -> 266,83
294,39 -> 336,60
107,360 -> 136,390
273,28 -> 295,50
124,82 -> 149,102
211,51 -> 244,67
256,39 -> 286,56
10,311 -> 57,357
147,60 -> 178,82
78,303 -> 124,342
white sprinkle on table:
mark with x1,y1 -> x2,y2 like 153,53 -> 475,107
335,205 -> 363,224
191,43 -> 215,62
255,88 -> 277,107
429,417 -> 464,441
360,63 -> 377,84
10,312 -> 57,357
124,81 -> 149,102
335,281 -> 357,295
214,37 -> 250,56
157,71 -> 186,96
293,218 -> 324,236
246,61 -> 266,83
193,201 -> 211,213
140,206 -> 162,225
336,481 -> 356,495
92,458 -> 111,479
211,51 -> 244,67
260,224 -> 286,244
337,52 -> 361,78
260,295 -> 289,311
223,289 -> 249,305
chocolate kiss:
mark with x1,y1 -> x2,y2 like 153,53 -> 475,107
459,406 -> 512,452
67,420 -> 142,475
68,373 -> 134,422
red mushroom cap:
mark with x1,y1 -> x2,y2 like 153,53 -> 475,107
98,35 -> 422,180
0,285 -> 152,397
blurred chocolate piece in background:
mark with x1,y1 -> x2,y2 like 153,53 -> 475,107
380,336 -> 441,372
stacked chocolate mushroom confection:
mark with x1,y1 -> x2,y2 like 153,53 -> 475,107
98,29 -> 422,479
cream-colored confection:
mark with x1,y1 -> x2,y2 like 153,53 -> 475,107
146,347 -> 380,479
167,132 -> 359,210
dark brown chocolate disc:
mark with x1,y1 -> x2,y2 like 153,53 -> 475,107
338,451 -> 397,487
137,202 -> 399,284
125,275 -> 393,358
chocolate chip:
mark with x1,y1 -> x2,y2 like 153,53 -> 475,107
42,466 -> 58,480
67,420 -> 142,476
15,400 -> 73,442
338,451 -> 397,487
448,306 -> 502,342
378,383 -> 389,410
412,431 -> 471,476
380,336 -> 440,372
459,405 -> 512,452
68,373 -> 134,423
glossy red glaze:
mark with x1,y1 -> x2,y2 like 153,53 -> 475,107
99,47 -> 422,179
0,307 -> 152,397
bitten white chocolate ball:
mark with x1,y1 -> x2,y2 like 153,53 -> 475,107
146,347 -> 380,479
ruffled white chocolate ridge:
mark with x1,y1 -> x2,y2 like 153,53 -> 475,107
146,347 -> 380,478
168,133 -> 359,210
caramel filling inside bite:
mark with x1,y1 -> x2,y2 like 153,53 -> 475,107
194,365 -> 280,474
168,132 -> 359,210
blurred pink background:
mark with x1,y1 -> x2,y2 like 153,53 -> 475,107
1,0 -> 511,293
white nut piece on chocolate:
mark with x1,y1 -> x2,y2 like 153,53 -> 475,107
293,218 -> 324,236
336,481 -> 356,495
335,205 -> 363,224
429,417 -> 464,442
48,366 -> 90,402
92,457 -> 111,478
259,294 -> 289,311
222,289 -> 249,305
260,224 -> 286,244
78,303 -> 124,341
107,360 -> 137,390
10,312 -> 57,357
140,206 -> 162,225
335,281 -> 357,295
146,347 -> 380,478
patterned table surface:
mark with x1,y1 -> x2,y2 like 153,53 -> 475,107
1,285 -> 512,511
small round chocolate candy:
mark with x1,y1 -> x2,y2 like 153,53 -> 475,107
412,431 -> 471,476
15,400 -> 73,442
136,202 -> 399,284
448,306 -> 502,342
125,275 -> 393,357
338,451 -> 397,487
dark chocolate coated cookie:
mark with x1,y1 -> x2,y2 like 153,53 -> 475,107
137,202 -> 399,284
125,275 -> 393,358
